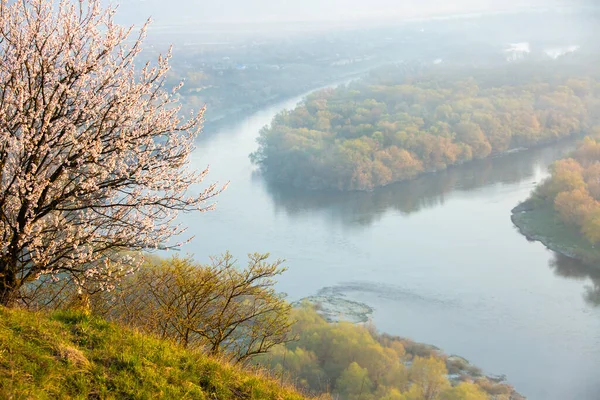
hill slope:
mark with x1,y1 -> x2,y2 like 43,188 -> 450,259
0,307 -> 309,399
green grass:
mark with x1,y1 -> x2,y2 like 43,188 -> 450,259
0,307 -> 310,400
512,202 -> 600,266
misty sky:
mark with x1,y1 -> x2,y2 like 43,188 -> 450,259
112,0 -> 590,26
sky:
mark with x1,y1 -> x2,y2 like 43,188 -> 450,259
110,0 -> 591,26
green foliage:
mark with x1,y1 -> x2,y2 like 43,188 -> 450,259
336,362 -> 374,400
257,306 -> 517,400
518,136 -> 600,250
582,210 -> 600,245
0,307 -> 309,399
440,383 -> 488,400
252,65 -> 600,190
409,357 -> 450,400
26,254 -> 294,365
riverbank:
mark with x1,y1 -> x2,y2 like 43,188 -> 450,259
294,295 -> 525,399
511,199 -> 600,267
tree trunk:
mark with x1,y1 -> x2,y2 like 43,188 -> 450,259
0,268 -> 19,307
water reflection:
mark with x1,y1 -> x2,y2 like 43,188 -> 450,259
263,141 -> 576,227
549,253 -> 600,307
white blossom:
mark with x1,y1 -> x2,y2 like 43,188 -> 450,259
0,0 -> 225,305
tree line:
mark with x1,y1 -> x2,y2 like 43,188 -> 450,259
257,306 -> 520,400
526,135 -> 600,245
252,65 -> 600,191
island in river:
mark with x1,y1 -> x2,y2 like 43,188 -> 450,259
512,136 -> 600,266
251,62 -> 600,191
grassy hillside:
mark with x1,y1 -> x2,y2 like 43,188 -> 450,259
0,306 -> 310,400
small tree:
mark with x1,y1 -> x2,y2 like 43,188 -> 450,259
0,0 -> 224,305
335,362 -> 374,400
96,253 -> 294,364
408,356 -> 450,400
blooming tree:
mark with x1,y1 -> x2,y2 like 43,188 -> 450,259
0,0 -> 224,306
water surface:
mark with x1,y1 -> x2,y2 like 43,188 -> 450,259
180,93 -> 600,400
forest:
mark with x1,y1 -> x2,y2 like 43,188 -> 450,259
533,137 -> 600,242
513,135 -> 600,264
257,306 -> 520,400
252,64 -> 600,191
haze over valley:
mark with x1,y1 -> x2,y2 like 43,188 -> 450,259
2,1 -> 600,399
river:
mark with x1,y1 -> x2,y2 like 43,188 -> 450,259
178,90 -> 600,400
